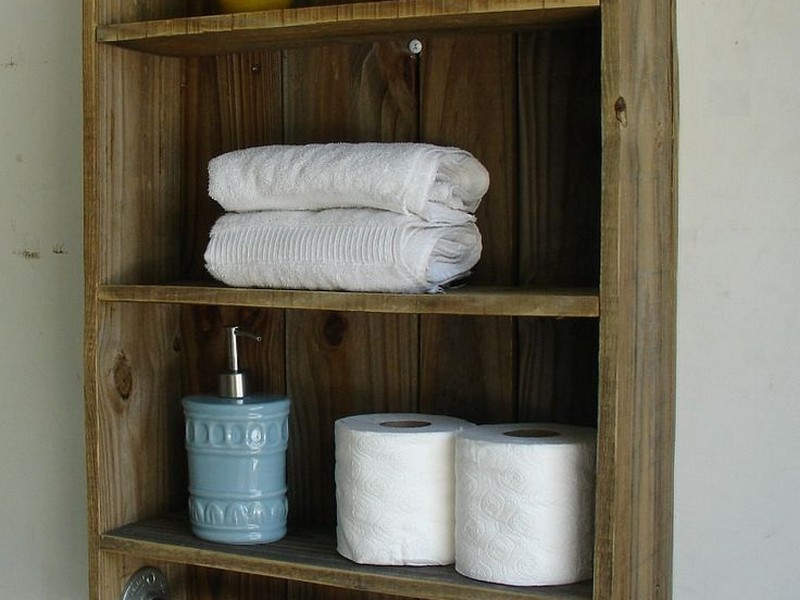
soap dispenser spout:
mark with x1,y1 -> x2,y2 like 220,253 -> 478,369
220,326 -> 262,400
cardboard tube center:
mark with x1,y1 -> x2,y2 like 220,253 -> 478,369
380,420 -> 432,428
504,428 -> 560,438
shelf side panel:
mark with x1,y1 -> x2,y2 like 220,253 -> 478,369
596,0 -> 677,598
94,303 -> 185,532
95,45 -> 183,285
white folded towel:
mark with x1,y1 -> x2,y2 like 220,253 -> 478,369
207,143 -> 490,222
204,208 -> 482,293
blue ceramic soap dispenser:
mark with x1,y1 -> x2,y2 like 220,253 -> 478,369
183,326 -> 290,544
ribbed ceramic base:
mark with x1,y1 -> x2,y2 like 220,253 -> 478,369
183,393 -> 290,545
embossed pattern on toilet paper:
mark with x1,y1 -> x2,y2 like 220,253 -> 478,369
335,413 -> 472,566
455,424 -> 596,586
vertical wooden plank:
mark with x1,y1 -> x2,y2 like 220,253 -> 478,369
419,33 -> 516,424
517,28 -> 601,288
89,41 -> 185,600
179,46 -> 286,600
515,27 -> 601,426
283,41 -> 417,143
420,33 -> 517,285
596,0 -> 677,599
285,311 -> 418,600
282,39 -> 420,600
187,0 -> 218,17
418,315 -> 515,424
181,50 -> 284,280
293,0 -> 375,8
517,317 -> 599,426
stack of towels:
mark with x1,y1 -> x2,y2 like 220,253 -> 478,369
203,142 -> 490,293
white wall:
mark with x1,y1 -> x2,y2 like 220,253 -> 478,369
0,1 -> 798,599
674,1 -> 800,598
0,2 -> 87,599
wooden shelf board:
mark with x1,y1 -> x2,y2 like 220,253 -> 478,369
97,283 -> 600,317
95,0 -> 600,56
102,515 -> 593,600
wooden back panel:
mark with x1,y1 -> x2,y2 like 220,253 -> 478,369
88,22 -> 602,600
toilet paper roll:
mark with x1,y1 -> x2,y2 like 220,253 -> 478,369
455,423 -> 596,586
335,413 -> 473,566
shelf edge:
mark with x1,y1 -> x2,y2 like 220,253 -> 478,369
95,0 -> 600,56
96,284 -> 600,317
100,519 -> 593,600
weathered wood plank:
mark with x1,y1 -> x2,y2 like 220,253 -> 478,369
420,32 -> 517,285
98,284 -> 601,317
96,47 -> 183,285
285,311 -> 418,525
95,302 -> 185,532
102,516 -> 594,600
96,0 -> 600,56
282,39 -> 421,600
595,0 -> 677,598
517,27 -> 601,288
283,40 -> 417,143
418,33 -> 516,425
515,27 -> 601,430
181,49 -> 284,280
516,318 -> 599,426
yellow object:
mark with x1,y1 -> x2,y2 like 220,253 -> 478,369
218,0 -> 292,13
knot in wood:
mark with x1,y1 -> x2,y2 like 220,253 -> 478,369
323,313 -> 348,346
113,351 -> 133,400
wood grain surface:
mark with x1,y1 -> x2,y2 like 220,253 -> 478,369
595,0 -> 677,598
84,0 -> 676,597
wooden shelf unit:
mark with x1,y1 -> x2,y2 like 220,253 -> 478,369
83,0 -> 676,599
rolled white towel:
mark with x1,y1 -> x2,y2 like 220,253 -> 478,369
204,208 -> 482,293
207,142 -> 490,222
